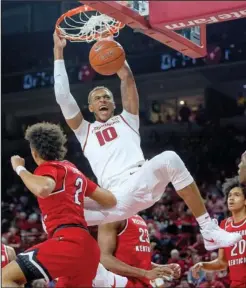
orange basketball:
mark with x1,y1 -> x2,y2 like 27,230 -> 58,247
89,40 -> 125,76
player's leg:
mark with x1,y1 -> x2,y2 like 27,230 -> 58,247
2,260 -> 26,287
2,228 -> 99,287
137,151 -> 242,250
57,233 -> 100,287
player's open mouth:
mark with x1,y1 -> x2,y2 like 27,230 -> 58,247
99,106 -> 108,111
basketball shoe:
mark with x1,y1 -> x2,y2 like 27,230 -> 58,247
201,219 -> 242,251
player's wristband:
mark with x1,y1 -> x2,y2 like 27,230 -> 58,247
16,166 -> 27,176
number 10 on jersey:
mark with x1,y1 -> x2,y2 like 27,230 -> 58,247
95,127 -> 118,146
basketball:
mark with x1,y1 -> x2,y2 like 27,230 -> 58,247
89,39 -> 125,76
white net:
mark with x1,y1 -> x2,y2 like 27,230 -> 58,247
57,8 -> 124,42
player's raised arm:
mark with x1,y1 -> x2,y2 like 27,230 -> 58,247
191,248 -> 228,278
53,32 -> 83,130
117,61 -> 139,115
11,156 -> 56,199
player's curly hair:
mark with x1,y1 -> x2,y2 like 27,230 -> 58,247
222,176 -> 246,200
25,122 -> 67,161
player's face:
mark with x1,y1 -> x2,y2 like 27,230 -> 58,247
89,89 -> 115,122
227,187 -> 246,212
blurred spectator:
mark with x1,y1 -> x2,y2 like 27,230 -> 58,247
188,234 -> 207,257
168,249 -> 185,274
6,227 -> 21,250
206,193 -> 226,218
196,104 -> 207,126
187,254 -> 206,286
150,101 -> 164,124
199,272 -> 226,288
237,92 -> 246,115
179,102 -> 191,123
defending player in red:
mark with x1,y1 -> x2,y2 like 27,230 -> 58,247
93,215 -> 181,287
2,122 -> 117,288
191,176 -> 246,287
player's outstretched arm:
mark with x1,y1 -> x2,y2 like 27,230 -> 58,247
117,61 -> 139,115
88,186 -> 117,209
53,32 -> 83,130
191,248 -> 228,278
11,156 -> 56,199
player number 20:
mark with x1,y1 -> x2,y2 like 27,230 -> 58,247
231,239 -> 246,256
139,228 -> 150,243
95,127 -> 118,146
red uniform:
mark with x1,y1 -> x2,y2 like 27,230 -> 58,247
1,244 -> 9,268
114,215 -> 152,287
16,160 -> 100,287
220,217 -> 246,288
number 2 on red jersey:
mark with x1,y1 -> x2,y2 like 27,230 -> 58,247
74,177 -> 83,205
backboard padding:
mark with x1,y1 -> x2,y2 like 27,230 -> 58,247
149,1 -> 246,29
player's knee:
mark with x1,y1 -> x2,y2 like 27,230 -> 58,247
161,151 -> 184,168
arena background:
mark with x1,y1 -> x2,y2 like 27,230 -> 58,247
2,1 -> 246,287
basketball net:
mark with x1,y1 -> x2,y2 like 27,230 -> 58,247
56,4 -> 125,42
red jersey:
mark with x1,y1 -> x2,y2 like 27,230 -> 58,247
114,215 -> 152,286
34,160 -> 97,237
1,244 -> 9,268
220,217 -> 246,287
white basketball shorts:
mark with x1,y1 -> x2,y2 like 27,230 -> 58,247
84,151 -> 194,226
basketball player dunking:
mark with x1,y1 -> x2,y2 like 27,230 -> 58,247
53,32 -> 241,251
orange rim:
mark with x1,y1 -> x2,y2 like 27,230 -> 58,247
55,4 -> 125,42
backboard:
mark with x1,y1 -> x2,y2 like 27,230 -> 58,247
78,1 -> 246,58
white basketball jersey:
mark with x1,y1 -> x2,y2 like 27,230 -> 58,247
74,110 -> 145,189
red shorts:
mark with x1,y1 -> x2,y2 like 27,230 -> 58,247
230,281 -> 246,287
16,227 -> 100,287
